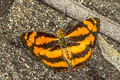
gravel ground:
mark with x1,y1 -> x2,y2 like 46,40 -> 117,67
0,0 -> 120,80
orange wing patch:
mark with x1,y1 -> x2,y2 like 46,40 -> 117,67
21,17 -> 100,72
24,32 -> 37,47
66,27 -> 89,38
35,36 -> 56,45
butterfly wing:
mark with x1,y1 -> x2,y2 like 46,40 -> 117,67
64,17 -> 100,69
21,32 -> 68,71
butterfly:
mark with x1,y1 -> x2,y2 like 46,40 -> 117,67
21,17 -> 100,72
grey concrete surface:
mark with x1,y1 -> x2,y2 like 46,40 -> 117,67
0,0 -> 120,79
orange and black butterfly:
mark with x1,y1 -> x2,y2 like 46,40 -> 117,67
21,17 -> 100,72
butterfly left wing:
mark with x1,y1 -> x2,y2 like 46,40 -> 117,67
21,32 -> 69,71
64,17 -> 100,69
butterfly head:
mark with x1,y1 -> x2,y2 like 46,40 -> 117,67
56,28 -> 64,39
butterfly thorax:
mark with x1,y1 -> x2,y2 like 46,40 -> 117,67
56,28 -> 73,70
56,29 -> 66,48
